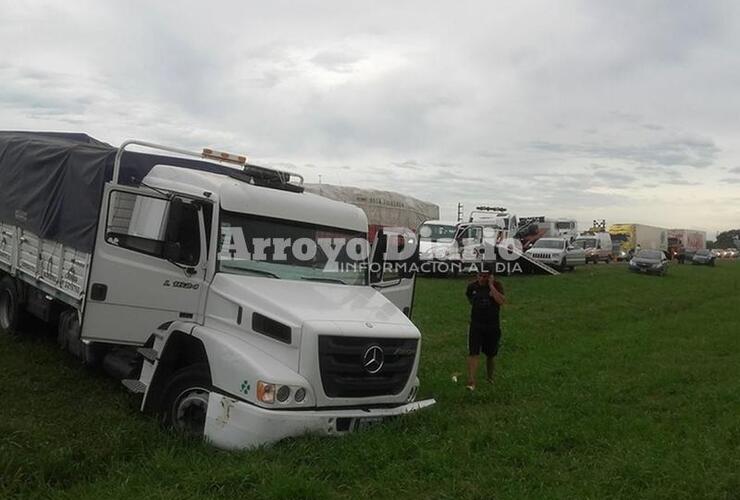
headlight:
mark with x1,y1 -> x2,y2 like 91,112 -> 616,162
257,381 -> 276,404
258,381 -> 306,405
653,263 -> 662,268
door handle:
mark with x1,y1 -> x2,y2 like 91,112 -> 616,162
90,283 -> 108,301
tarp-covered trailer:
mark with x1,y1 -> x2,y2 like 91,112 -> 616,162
0,131 -> 258,312
304,183 -> 439,241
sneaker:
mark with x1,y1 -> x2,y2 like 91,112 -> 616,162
465,384 -> 475,391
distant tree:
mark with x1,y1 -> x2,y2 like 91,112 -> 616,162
715,229 -> 740,249
706,240 -> 716,249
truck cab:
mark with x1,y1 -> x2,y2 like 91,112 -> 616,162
1,137 -> 433,450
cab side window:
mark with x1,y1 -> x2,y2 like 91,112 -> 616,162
106,191 -> 201,266
164,199 -> 201,266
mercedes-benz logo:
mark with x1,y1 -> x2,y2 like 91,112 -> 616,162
362,345 -> 385,374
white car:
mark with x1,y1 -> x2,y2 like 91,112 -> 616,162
525,237 -> 586,270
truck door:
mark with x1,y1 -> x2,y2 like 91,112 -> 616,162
370,228 -> 417,318
458,225 -> 484,262
81,185 -> 210,345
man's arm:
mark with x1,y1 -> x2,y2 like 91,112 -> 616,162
489,279 -> 506,305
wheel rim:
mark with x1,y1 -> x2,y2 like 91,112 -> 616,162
172,387 -> 210,435
0,289 -> 13,331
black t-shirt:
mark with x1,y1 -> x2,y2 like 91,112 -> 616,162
466,280 -> 504,325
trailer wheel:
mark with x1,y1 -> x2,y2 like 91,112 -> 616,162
0,276 -> 24,335
161,364 -> 212,437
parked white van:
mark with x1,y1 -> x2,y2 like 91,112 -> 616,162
573,232 -> 613,263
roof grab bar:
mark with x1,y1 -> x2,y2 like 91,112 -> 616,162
112,139 -> 304,188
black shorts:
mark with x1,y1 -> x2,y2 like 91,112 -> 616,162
468,322 -> 501,357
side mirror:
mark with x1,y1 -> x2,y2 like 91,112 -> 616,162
163,241 -> 182,262
370,233 -> 387,284
165,198 -> 185,238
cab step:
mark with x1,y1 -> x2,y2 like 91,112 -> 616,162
136,347 -> 159,362
122,379 -> 147,394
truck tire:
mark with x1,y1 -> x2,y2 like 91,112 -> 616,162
161,363 -> 212,437
0,276 -> 24,335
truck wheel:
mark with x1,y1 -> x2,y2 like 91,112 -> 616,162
161,364 -> 212,437
0,276 -> 24,335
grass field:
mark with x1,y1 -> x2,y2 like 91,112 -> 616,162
2,262 -> 739,499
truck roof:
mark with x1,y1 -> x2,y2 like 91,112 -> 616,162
145,166 -> 368,232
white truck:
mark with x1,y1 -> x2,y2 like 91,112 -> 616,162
553,219 -> 578,242
417,220 -> 460,273
0,132 -> 433,450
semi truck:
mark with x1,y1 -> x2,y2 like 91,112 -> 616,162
0,132 -> 433,450
608,223 -> 668,260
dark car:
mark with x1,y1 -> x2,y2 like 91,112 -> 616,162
692,249 -> 715,266
629,249 -> 668,276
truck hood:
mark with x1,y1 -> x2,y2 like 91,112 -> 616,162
207,273 -> 412,327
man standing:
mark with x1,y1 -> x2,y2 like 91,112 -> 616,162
465,266 -> 506,391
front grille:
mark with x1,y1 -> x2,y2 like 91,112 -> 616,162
530,252 -> 553,259
318,336 -> 418,398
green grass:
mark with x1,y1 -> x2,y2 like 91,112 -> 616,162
2,262 -> 740,499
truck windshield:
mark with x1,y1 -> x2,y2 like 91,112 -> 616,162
419,224 -> 457,241
218,211 -> 368,285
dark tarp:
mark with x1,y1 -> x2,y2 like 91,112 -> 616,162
0,131 -> 252,253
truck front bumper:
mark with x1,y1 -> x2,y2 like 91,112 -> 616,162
204,392 -> 436,450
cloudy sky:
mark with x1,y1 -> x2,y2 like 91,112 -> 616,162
2,1 -> 739,236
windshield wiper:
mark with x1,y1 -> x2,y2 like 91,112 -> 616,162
221,265 -> 280,279
300,276 -> 347,285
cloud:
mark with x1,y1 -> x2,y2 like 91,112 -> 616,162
528,137 -> 720,168
1,0 -> 739,233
